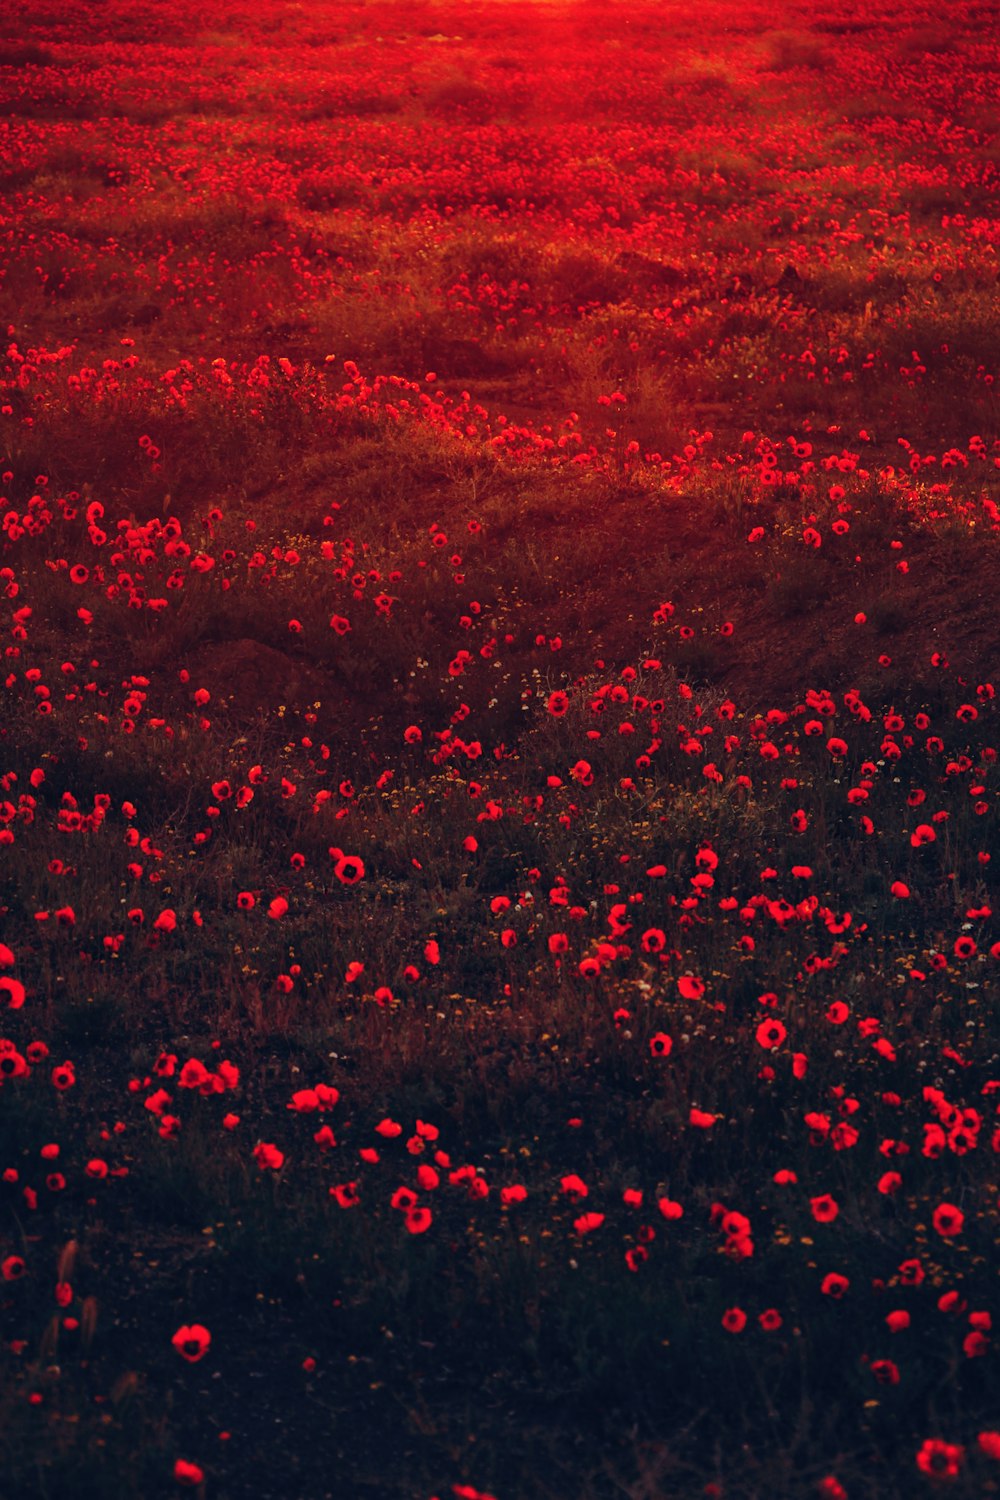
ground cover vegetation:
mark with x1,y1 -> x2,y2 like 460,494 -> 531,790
1,0 -> 999,1495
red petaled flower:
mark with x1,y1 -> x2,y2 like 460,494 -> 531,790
51,1062 -> 75,1091
916,1439 -> 964,1479
932,1202 -> 964,1238
0,977 -> 26,1009
405,1206 -> 432,1234
756,1018 -> 787,1050
172,1324 -> 211,1362
333,854 -> 365,885
174,1459 -> 205,1487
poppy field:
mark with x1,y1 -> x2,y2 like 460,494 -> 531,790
2,0 -> 1000,1494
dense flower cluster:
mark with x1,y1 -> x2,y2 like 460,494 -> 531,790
0,1 -> 998,1496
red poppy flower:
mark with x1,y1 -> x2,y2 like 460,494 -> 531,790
818,1478 -> 847,1500
721,1307 -> 746,1333
677,976 -> 705,1001
649,1033 -> 673,1058
173,1460 -> 205,1486
916,1440 -> 964,1479
810,1194 -> 839,1223
951,1309 -> 979,1349
0,977 -> 26,1010
172,1324 -> 211,1362
405,1206 -> 432,1234
179,1059 -> 210,1090
333,854 -> 365,885
756,1018 -> 787,1050
932,1202 -> 964,1238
